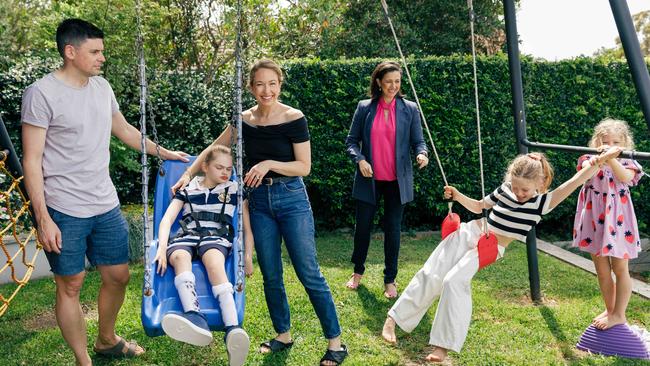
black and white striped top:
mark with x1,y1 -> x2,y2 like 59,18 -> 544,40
483,183 -> 554,242
172,177 -> 238,244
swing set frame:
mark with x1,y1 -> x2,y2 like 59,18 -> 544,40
503,0 -> 650,302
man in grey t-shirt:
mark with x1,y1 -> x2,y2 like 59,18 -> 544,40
21,19 -> 188,365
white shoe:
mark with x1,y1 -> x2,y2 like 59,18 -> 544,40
162,312 -> 213,346
225,327 -> 250,366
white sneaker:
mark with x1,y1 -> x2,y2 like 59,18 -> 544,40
162,311 -> 213,346
225,327 -> 250,366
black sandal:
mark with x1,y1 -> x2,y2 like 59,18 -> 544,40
320,344 -> 348,365
259,338 -> 294,353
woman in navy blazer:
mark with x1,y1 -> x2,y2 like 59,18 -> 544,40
344,61 -> 428,298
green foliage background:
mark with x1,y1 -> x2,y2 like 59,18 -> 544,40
1,56 -> 648,237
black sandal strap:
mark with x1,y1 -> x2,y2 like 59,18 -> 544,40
320,344 -> 348,365
260,338 -> 294,352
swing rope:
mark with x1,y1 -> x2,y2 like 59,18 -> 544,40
379,0 -> 489,230
379,0 -> 448,188
467,0 -> 489,234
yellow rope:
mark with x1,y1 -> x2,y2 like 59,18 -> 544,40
0,157 -> 41,317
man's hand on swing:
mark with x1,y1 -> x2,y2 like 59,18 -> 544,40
160,149 -> 190,162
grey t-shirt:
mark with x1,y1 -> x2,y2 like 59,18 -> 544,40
21,73 -> 120,218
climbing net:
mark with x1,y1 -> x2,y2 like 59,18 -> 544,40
0,152 -> 40,317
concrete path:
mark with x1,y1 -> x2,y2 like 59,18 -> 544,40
537,238 -> 650,300
0,237 -> 51,285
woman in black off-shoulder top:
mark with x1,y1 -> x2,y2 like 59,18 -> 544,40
176,59 -> 348,366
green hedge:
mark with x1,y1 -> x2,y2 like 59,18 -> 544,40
1,56 -> 648,236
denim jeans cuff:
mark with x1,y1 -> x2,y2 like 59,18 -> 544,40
274,326 -> 291,335
325,331 -> 342,340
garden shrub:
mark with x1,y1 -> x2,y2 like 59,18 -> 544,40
1,56 -> 648,237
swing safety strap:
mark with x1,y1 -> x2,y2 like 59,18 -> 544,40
178,188 -> 235,243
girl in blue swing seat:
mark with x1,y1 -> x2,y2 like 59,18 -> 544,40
154,144 -> 254,366
381,147 -> 622,364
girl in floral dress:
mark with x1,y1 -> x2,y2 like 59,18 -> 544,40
572,118 -> 644,330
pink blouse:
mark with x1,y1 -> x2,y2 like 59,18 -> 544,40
370,97 -> 397,181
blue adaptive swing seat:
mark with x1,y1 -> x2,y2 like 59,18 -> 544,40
141,158 -> 245,337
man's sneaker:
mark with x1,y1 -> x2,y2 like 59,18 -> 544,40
225,326 -> 250,366
162,311 -> 213,346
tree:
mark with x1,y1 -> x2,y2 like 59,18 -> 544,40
594,10 -> 650,60
634,10 -> 650,56
318,0 -> 511,59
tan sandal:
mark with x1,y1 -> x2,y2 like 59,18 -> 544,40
383,283 -> 398,299
94,337 -> 144,358
345,273 -> 363,290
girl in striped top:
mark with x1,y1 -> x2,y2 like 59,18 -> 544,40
381,148 -> 621,364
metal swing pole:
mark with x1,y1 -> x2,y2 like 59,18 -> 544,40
502,0 -> 650,161
609,0 -> 650,131
503,0 -> 541,302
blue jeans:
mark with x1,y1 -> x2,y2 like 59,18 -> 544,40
248,177 -> 341,339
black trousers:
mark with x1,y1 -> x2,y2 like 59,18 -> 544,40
351,180 -> 405,284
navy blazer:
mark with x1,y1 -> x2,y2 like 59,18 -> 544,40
345,97 -> 428,205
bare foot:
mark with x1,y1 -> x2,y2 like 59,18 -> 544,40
593,315 -> 608,330
381,317 -> 397,344
345,273 -> 363,290
425,347 -> 448,363
592,309 -> 608,323
383,283 -> 398,299
594,314 -> 626,330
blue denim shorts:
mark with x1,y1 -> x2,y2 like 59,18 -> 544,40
44,205 -> 129,276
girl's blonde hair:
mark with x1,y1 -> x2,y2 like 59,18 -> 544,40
505,153 -> 554,193
588,118 -> 634,149
204,144 -> 232,164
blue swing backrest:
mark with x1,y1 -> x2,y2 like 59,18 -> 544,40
141,158 -> 245,337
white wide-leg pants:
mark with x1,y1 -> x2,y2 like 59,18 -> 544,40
388,220 -> 505,353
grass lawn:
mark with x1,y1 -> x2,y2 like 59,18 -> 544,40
1,231 -> 649,365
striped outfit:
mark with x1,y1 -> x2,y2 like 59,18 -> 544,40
389,182 -> 554,353
485,183 -> 554,242
166,177 -> 238,259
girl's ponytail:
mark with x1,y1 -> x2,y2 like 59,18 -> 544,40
506,152 -> 554,192
538,154 -> 554,192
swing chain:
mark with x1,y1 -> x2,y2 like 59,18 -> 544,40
233,0 -> 245,293
146,68 -> 165,176
135,0 -> 153,296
